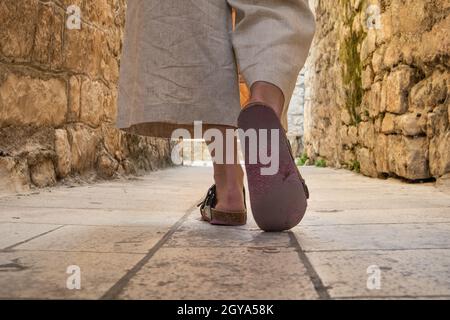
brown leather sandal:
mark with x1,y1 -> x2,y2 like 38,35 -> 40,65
197,185 -> 247,226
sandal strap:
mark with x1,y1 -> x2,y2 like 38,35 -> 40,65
286,137 -> 310,199
198,185 -> 247,222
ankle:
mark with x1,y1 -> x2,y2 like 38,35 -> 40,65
248,81 -> 285,119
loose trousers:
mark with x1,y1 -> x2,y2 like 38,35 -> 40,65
117,0 -> 316,133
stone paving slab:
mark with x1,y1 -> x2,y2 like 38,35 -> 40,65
306,249 -> 450,298
0,167 -> 212,299
296,166 -> 450,300
14,225 -> 170,254
164,214 -> 290,248
0,222 -> 62,250
0,208 -> 184,227
295,223 -> 450,251
302,207 -> 450,226
0,251 -> 144,299
117,247 -> 318,300
307,198 -> 450,211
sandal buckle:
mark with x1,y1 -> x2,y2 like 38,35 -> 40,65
204,205 -> 212,220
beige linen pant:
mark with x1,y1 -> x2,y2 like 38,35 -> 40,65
117,0 -> 315,135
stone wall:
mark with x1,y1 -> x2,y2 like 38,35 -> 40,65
304,0 -> 449,181
0,0 -> 173,194
287,71 -> 307,157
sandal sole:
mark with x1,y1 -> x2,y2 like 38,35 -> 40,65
238,104 -> 308,232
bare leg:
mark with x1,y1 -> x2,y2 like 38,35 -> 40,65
246,81 -> 285,120
205,127 -> 245,212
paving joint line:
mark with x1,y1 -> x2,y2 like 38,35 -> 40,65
288,232 -> 331,300
100,201 -> 200,300
2,225 -> 65,251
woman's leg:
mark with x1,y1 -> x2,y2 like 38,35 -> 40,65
205,127 -> 246,213
228,0 -> 316,231
247,81 -> 285,120
118,1 -> 246,218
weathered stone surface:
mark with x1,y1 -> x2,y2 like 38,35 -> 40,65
374,133 -> 389,174
304,0 -> 449,181
97,152 -> 119,178
0,71 -> 67,127
356,147 -> 377,178
0,157 -> 30,194
30,159 -> 56,188
436,173 -> 450,195
410,70 -> 449,112
368,81 -> 382,117
54,129 -> 71,178
382,66 -> 415,114
358,121 -> 375,150
381,113 -> 397,134
80,78 -> 104,128
361,66 -> 374,90
427,104 -> 449,139
430,131 -> 450,177
66,125 -> 99,173
0,0 -> 38,60
398,112 -> 426,137
388,136 -> 430,180
32,2 -> 64,69
0,1 -> 173,191
68,76 -> 81,122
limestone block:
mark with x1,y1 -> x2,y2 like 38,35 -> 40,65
413,15 -> 450,64
374,133 -> 389,174
66,124 -> 100,173
391,0 -> 428,34
68,75 -> 81,122
103,86 -> 118,124
368,81 -> 382,117
371,47 -> 385,74
361,66 -> 374,90
356,147 -> 377,178
0,157 -> 30,194
387,135 -> 430,180
398,112 -> 426,137
0,71 -> 67,127
341,108 -> 353,126
80,78 -> 104,127
360,31 -> 377,63
382,66 -> 415,114
81,0 -> 115,29
32,2 -> 64,68
409,70 -> 449,112
427,104 -> 449,138
54,129 -> 72,178
97,152 -> 119,178
63,23 -> 106,79
348,126 -> 358,146
383,38 -> 403,70
430,131 -> 450,177
376,11 -> 394,44
30,159 -> 56,188
381,113 -> 398,134
0,0 -> 38,60
358,121 -> 375,149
